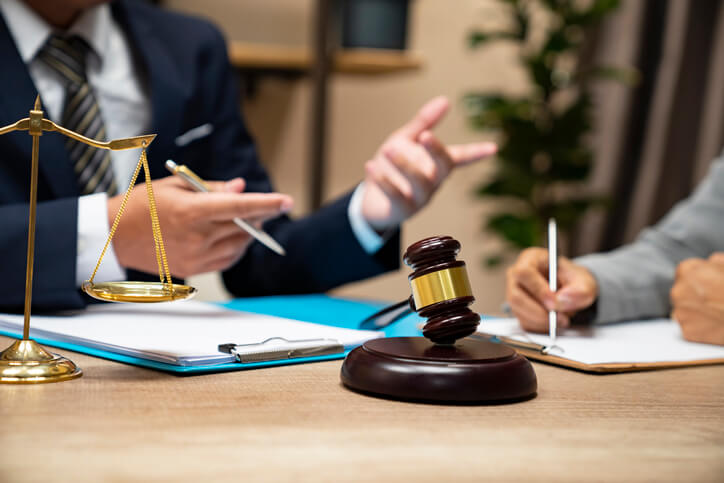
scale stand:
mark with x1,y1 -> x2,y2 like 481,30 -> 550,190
0,97 -> 195,384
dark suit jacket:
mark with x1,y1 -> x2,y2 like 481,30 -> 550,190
0,0 -> 399,312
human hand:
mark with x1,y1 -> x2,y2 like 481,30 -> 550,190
670,253 -> 724,345
109,176 -> 293,278
361,96 -> 497,231
506,247 -> 598,332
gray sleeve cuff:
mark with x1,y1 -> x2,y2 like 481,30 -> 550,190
576,250 -> 672,323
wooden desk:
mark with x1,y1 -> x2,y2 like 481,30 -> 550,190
0,334 -> 722,482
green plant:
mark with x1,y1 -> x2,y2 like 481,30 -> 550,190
465,0 -> 636,266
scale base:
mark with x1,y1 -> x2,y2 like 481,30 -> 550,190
0,339 -> 82,384
341,337 -> 537,404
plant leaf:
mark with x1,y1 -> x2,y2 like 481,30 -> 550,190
476,173 -> 535,199
484,254 -> 504,268
464,94 -> 535,130
468,30 -> 520,48
524,55 -> 555,99
486,213 -> 541,249
542,28 -> 575,53
588,65 -> 640,85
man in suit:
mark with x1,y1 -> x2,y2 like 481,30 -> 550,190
505,150 -> 724,346
0,0 -> 496,311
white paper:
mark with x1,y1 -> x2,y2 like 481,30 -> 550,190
0,300 -> 382,366
478,317 -> 724,365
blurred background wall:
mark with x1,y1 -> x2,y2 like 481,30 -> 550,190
163,0 -> 724,315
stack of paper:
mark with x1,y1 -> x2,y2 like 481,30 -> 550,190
0,300 -> 383,366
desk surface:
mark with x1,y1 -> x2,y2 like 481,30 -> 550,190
0,334 -> 722,482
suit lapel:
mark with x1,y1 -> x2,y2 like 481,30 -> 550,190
112,1 -> 186,181
1,0 -> 189,198
0,12 -> 79,199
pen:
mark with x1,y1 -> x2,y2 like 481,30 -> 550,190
548,218 -> 557,347
165,160 -> 286,256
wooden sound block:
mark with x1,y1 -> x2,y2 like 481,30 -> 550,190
341,337 -> 537,404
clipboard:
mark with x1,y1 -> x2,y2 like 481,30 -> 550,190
474,318 -> 724,374
0,331 -> 349,374
0,296 -> 423,375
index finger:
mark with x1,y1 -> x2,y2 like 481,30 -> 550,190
396,96 -> 449,139
196,192 -> 294,221
512,248 -> 555,309
447,142 -> 497,165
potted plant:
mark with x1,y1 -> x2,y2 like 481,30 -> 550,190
465,0 -> 636,266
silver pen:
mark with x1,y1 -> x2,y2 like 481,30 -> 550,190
165,160 -> 286,256
547,218 -> 557,347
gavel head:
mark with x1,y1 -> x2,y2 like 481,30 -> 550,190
403,236 -> 480,345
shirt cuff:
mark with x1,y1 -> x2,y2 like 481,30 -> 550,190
76,193 -> 125,287
348,182 -> 390,254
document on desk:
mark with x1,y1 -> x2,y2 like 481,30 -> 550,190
476,317 -> 724,372
0,301 -> 383,367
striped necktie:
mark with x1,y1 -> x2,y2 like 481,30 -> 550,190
37,35 -> 117,196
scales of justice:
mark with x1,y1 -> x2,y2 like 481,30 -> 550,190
0,97 -> 196,384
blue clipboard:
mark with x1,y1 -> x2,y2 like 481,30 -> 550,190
0,295 -> 423,375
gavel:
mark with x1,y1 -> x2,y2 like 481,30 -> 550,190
341,235 -> 537,404
405,236 -> 480,344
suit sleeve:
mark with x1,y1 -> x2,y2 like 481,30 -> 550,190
193,25 -> 400,296
576,152 -> 724,322
0,197 -> 85,312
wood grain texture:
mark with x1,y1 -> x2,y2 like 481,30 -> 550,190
0,334 -> 722,482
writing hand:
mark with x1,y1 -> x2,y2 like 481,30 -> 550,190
109,176 -> 293,277
670,253 -> 724,345
506,247 -> 598,332
361,96 -> 497,231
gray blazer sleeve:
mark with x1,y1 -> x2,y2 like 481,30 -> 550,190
575,151 -> 724,323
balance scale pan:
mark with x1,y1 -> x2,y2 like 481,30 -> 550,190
82,281 -> 197,303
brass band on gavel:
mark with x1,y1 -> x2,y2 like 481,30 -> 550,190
409,265 -> 473,310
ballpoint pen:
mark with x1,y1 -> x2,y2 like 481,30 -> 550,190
165,160 -> 286,256
547,218 -> 557,348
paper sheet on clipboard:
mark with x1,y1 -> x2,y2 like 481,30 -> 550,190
476,317 -> 724,372
0,300 -> 382,367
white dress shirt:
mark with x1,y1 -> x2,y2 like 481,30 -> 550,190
0,0 -> 383,289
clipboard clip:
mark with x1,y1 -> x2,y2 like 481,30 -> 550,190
472,333 -> 564,355
218,337 -> 344,363
541,344 -> 565,355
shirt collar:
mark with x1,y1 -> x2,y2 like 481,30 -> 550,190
0,0 -> 111,66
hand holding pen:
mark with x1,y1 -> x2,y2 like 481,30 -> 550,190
108,166 -> 292,278
504,229 -> 599,334
165,160 -> 286,256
